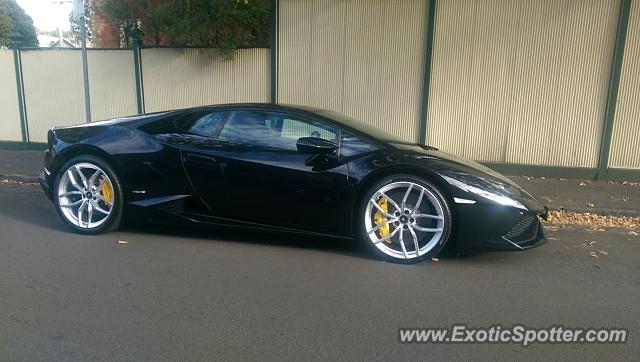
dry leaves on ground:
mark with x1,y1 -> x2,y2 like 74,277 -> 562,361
608,180 -> 640,187
0,178 -> 38,186
545,210 -> 640,231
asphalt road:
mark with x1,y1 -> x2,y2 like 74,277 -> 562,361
1,182 -> 639,361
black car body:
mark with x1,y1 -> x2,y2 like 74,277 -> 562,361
40,103 -> 547,260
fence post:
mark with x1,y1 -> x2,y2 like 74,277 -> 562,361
81,10 -> 92,123
596,0 -> 631,179
10,33 -> 28,146
418,0 -> 437,145
270,0 -> 279,104
131,28 -> 145,114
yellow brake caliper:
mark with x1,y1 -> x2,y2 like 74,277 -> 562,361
373,197 -> 393,242
99,177 -> 114,204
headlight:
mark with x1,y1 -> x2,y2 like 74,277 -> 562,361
490,180 -> 522,197
442,175 -> 527,210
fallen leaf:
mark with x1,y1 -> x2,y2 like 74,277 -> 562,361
559,178 -> 567,181
593,264 -> 600,270
589,251 -> 598,258
586,202 -> 595,208
579,181 -> 588,186
117,240 -> 128,244
597,250 -> 608,256
431,257 -> 440,262
629,231 -> 638,236
623,196 -> 630,202
587,240 -> 598,246
544,210 -> 640,231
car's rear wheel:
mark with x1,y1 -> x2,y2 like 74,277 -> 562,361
53,155 -> 123,234
358,175 -> 452,264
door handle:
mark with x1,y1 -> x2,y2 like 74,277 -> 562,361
185,154 -> 217,165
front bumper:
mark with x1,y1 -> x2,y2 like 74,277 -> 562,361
454,202 -> 548,252
39,170 -> 53,201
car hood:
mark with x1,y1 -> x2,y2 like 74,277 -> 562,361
391,143 -> 513,181
391,143 -> 545,212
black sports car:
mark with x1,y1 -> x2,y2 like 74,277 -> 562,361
39,103 -> 547,263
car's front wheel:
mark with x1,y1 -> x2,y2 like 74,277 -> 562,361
358,175 -> 452,264
53,155 -> 123,234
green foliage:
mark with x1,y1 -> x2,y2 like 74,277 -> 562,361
0,0 -> 11,47
2,0 -> 38,47
69,1 -> 93,45
99,0 -> 270,55
99,0 -> 145,48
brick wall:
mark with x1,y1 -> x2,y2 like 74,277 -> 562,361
91,6 -> 120,48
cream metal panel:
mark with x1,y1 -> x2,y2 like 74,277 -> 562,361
427,0 -> 620,168
609,0 -> 640,169
21,49 -> 86,143
87,49 -> 138,121
278,0 -> 427,142
141,48 -> 270,113
0,50 -> 22,142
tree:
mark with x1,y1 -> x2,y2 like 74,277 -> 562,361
0,0 -> 12,47
97,0 -> 145,48
3,0 -> 38,47
98,0 -> 270,55
69,1 -> 93,45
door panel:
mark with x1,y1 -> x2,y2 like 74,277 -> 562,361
182,110 -> 352,235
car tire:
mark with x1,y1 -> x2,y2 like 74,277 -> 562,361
53,155 -> 124,235
357,174 -> 453,264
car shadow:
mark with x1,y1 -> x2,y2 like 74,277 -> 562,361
122,221 -> 376,261
0,184 -> 69,232
1,184 -> 512,264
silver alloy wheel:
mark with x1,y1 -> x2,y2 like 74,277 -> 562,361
57,162 -> 114,229
364,181 -> 445,259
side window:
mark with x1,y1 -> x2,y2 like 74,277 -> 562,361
281,118 -> 335,143
219,111 -> 337,151
340,132 -> 377,156
180,111 -> 228,137
219,111 -> 273,146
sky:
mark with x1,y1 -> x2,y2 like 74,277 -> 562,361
16,0 -> 74,32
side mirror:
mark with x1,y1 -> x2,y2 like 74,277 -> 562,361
296,137 -> 338,154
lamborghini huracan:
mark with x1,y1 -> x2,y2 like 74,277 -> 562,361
39,103 -> 547,263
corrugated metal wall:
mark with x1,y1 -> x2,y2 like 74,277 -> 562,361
609,0 -> 640,169
141,48 -> 270,113
20,50 -> 87,142
0,50 -> 23,142
87,49 -> 138,121
278,0 -> 427,142
427,0 -> 620,168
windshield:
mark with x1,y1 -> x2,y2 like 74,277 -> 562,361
310,109 -> 408,144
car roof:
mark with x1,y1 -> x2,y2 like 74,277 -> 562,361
188,103 -> 406,146
198,102 -> 326,115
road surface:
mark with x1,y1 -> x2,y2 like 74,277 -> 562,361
0,182 -> 638,361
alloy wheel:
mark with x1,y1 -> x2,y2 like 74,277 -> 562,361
57,162 -> 115,229
364,181 -> 445,260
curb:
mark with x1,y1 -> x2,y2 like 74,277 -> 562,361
0,174 -> 39,184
